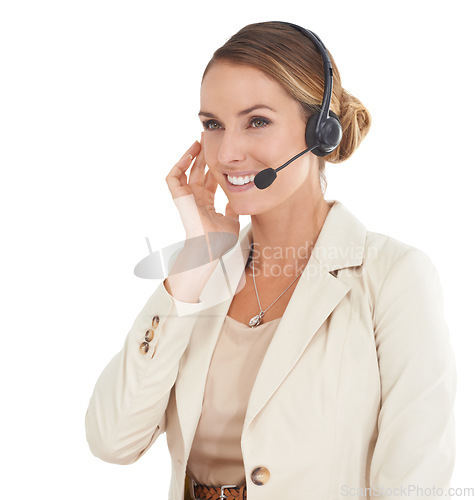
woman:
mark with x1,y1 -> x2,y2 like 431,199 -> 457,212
85,22 -> 456,500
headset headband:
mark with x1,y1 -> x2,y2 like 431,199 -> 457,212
273,21 -> 334,137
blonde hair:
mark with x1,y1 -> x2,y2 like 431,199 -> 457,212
202,21 -> 372,193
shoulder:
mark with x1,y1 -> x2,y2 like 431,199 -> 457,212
364,230 -> 418,270
361,230 -> 442,305
364,230 -> 437,274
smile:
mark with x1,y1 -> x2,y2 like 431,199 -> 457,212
224,173 -> 256,192
226,174 -> 255,185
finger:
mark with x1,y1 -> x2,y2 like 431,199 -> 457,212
169,141 -> 201,177
166,141 -> 201,192
166,154 -> 194,194
188,145 -> 206,186
181,140 -> 201,161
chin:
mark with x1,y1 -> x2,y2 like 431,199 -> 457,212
228,198 -> 272,217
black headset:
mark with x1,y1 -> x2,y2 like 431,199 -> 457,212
253,21 -> 343,189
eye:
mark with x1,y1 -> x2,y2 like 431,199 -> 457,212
202,120 -> 222,130
250,117 -> 270,128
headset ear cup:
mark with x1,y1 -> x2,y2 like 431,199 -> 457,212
305,108 -> 343,157
321,111 -> 343,153
305,111 -> 321,152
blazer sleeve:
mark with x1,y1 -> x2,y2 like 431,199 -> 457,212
370,248 -> 457,496
84,279 -> 204,465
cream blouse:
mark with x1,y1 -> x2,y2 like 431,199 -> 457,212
185,313 -> 282,487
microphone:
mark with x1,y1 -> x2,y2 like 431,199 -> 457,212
253,144 -> 320,189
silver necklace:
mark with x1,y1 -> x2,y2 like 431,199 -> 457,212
248,252 -> 304,328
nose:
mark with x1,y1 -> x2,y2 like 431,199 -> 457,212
217,129 -> 246,165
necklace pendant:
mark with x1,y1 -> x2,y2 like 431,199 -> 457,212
249,311 -> 265,328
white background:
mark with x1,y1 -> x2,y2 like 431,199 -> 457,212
1,0 -> 474,498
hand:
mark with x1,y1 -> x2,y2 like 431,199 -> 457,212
165,136 -> 240,260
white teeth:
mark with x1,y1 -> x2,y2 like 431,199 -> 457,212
227,174 -> 255,186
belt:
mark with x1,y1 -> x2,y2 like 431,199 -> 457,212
189,477 -> 247,500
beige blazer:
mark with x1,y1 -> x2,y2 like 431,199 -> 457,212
85,200 -> 456,500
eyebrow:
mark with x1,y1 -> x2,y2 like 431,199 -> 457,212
198,104 -> 276,119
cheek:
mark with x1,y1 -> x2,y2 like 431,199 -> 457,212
202,138 -> 223,182
202,134 -> 219,164
260,126 -> 307,168
267,126 -> 313,187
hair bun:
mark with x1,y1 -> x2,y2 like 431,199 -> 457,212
328,88 -> 372,163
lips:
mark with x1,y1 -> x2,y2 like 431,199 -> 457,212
223,170 -> 259,177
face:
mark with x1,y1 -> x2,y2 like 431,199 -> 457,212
199,61 -> 319,216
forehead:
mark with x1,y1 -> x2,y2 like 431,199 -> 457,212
200,61 -> 292,110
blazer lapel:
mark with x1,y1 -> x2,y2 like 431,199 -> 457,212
242,256 -> 351,433
175,200 -> 367,455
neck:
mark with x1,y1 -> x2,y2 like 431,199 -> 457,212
248,189 -> 333,279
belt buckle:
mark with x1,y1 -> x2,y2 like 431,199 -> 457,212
190,477 -> 237,500
219,484 -> 237,500
190,478 -> 197,500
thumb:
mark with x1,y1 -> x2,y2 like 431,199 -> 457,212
225,201 -> 239,220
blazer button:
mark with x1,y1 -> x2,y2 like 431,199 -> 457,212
152,315 -> 160,328
139,341 -> 150,354
251,467 -> 270,485
144,329 -> 154,342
